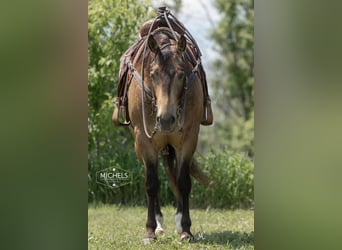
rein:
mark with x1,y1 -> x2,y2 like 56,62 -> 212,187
139,17 -> 158,139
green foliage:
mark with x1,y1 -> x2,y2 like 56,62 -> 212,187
229,111 -> 254,156
88,0 -> 153,203
88,149 -> 254,209
192,150 -> 254,209
202,0 -> 254,156
212,0 -> 254,119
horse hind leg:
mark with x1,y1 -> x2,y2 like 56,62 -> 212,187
162,145 -> 178,201
161,145 -> 183,234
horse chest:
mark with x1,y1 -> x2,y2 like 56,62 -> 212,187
151,132 -> 183,151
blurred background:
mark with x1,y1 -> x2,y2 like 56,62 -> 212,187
88,0 -> 254,208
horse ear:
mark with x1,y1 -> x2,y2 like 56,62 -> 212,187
177,35 -> 187,52
148,35 -> 159,53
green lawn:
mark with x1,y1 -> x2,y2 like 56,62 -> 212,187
88,205 -> 254,249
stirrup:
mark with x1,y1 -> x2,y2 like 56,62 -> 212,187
112,98 -> 130,126
201,101 -> 213,126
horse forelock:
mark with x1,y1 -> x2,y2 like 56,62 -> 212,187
151,33 -> 175,67
132,32 -> 174,70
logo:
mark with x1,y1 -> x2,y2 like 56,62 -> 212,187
96,166 -> 132,188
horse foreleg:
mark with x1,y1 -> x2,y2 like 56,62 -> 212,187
177,158 -> 194,242
143,159 -> 159,244
154,199 -> 164,235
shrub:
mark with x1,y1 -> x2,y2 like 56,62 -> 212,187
88,0 -> 152,205
89,148 -> 254,209
191,150 -> 254,209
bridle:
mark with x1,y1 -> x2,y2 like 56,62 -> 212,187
124,10 -> 202,139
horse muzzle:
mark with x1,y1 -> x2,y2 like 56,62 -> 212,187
156,113 -> 177,133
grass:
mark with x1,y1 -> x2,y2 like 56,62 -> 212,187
88,205 -> 254,249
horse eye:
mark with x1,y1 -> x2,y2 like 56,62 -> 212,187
177,71 -> 185,80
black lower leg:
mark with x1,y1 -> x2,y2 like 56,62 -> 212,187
155,199 -> 162,217
178,166 -> 192,234
145,165 -> 159,236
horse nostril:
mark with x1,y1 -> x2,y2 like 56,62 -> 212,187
157,114 -> 176,131
170,116 -> 176,124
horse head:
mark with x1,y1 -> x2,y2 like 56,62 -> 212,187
147,33 -> 187,133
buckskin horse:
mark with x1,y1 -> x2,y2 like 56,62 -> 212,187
112,8 -> 213,243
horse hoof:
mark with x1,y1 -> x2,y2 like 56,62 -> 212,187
142,237 -> 154,245
142,232 -> 156,245
180,232 -> 194,242
155,228 -> 164,236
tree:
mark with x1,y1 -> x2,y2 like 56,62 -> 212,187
88,0 -> 152,202
202,0 -> 254,156
212,0 -> 253,120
